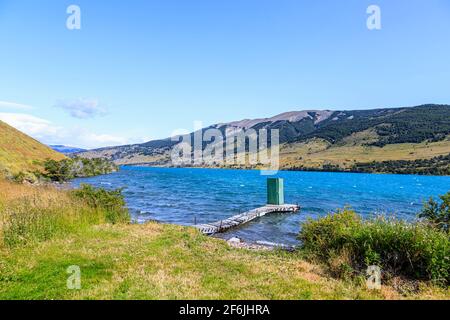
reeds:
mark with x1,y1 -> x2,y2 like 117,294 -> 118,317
0,180 -> 129,248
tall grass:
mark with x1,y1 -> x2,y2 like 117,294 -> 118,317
298,209 -> 449,286
0,180 -> 129,248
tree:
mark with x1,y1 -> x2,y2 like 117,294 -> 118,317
419,192 -> 450,232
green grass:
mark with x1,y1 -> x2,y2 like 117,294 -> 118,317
1,222 -> 448,300
2,222 -> 436,300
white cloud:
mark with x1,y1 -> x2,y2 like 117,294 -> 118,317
0,113 -> 59,138
55,98 -> 107,119
0,112 -> 141,149
67,127 -> 130,147
0,101 -> 34,111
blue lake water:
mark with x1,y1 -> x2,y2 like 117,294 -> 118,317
71,166 -> 450,245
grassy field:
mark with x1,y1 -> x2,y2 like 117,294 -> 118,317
0,180 -> 448,300
3,223 -> 449,300
0,120 -> 65,178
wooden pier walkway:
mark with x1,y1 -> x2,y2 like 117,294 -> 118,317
194,204 -> 300,235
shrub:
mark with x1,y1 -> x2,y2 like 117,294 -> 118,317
70,184 -> 130,224
298,209 -> 449,285
11,171 -> 38,184
43,157 -> 118,182
419,192 -> 450,233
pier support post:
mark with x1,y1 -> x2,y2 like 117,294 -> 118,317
267,178 -> 284,205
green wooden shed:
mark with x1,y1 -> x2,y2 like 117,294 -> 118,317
267,178 -> 284,205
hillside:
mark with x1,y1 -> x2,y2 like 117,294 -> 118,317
77,104 -> 450,174
0,120 -> 66,178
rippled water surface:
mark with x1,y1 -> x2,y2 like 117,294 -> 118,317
72,166 -> 450,245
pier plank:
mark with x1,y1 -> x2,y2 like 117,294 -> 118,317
194,204 -> 300,235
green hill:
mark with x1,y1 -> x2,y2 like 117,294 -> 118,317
0,120 -> 66,179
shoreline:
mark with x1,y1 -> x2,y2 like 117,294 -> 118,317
121,164 -> 450,177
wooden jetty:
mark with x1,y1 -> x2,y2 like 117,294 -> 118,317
194,204 -> 300,235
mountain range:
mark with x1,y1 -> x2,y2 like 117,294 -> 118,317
50,145 -> 87,154
77,104 -> 450,173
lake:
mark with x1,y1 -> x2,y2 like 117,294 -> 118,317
71,166 -> 450,245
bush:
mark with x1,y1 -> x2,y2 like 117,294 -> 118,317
70,184 -> 130,224
11,171 -> 38,184
298,209 -> 449,285
419,192 -> 450,233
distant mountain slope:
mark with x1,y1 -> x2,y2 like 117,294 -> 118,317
50,145 -> 86,154
77,104 -> 450,173
0,120 -> 66,178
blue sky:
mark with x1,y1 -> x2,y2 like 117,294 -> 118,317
0,0 -> 449,148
